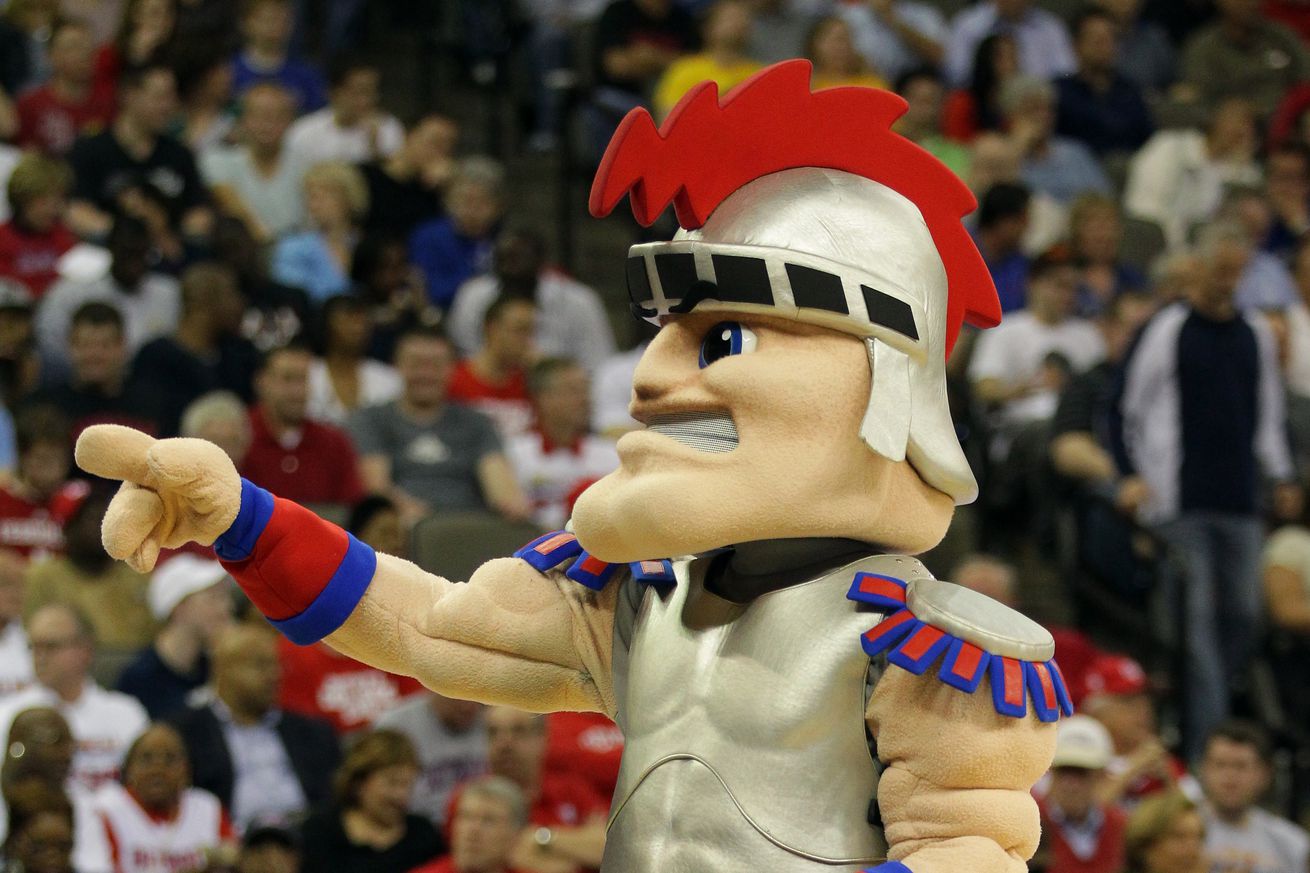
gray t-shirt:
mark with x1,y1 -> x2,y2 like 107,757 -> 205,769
348,401 -> 502,512
374,696 -> 488,826
1204,806 -> 1310,873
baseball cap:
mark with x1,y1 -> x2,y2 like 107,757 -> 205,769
149,555 -> 229,621
1051,714 -> 1113,770
1082,654 -> 1149,698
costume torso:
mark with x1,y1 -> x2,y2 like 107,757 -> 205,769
604,553 -> 920,872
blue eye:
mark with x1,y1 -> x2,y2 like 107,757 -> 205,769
699,321 -> 758,369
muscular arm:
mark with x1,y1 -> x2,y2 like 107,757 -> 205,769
865,669 -> 1056,873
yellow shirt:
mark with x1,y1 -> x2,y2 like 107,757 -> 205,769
653,54 -> 764,119
811,71 -> 889,91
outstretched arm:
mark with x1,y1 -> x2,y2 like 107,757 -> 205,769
76,425 -> 617,716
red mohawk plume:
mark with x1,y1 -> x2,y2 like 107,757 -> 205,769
588,60 -> 1001,355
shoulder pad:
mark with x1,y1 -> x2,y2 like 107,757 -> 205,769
849,569 -> 1072,722
513,531 -> 675,591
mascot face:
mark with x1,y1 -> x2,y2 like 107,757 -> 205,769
571,308 -> 948,563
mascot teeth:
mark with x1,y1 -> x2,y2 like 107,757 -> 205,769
647,412 -> 739,453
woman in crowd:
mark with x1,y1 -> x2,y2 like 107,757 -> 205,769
351,234 -> 437,364
805,16 -> 885,91
1124,791 -> 1206,873
95,723 -> 235,873
943,32 -> 1017,143
299,729 -> 443,873
1,781 -> 75,873
273,161 -> 368,302
306,293 -> 401,426
96,0 -> 175,90
1066,193 -> 1146,316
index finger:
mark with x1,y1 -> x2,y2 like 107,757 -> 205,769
74,424 -> 158,485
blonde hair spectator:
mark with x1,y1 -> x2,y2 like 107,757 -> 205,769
179,391 -> 252,464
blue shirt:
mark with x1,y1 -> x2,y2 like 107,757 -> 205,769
1234,250 -> 1298,311
972,231 -> 1029,313
944,3 -> 1076,86
1055,73 -> 1154,156
1021,137 -> 1111,204
231,52 -> 327,112
837,1 -> 948,84
408,216 -> 496,310
271,231 -> 352,302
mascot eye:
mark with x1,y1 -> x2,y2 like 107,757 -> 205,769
699,321 -> 757,369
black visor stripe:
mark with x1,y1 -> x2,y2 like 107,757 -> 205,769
625,256 -> 654,315
861,285 -> 919,341
786,263 -> 848,314
654,252 -> 698,301
709,254 -> 774,306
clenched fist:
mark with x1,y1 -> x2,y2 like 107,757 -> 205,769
75,425 -> 243,573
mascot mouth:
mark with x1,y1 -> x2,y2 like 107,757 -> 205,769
646,412 -> 739,453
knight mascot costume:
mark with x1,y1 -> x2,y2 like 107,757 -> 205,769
78,61 -> 1071,873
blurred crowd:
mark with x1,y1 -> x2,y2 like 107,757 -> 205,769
0,0 -> 1308,872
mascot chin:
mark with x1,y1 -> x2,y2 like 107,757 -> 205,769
79,60 -> 1068,873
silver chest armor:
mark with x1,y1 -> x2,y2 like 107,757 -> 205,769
602,553 -> 928,872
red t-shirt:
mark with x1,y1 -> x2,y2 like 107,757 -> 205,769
544,712 -> 623,801
409,857 -> 525,873
276,637 -> 424,734
0,221 -> 78,298
16,83 -> 116,157
446,360 -> 533,437
530,771 -> 610,828
240,407 -> 365,506
0,480 -> 89,558
1047,625 -> 1105,710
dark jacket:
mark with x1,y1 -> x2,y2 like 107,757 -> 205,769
170,701 -> 340,812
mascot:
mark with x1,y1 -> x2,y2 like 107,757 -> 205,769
78,61 -> 1069,873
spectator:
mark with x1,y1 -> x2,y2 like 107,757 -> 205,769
1124,97 -> 1262,251
507,359 -> 619,530
1054,8 -> 1154,158
1036,715 -> 1127,873
1261,143 -> 1310,260
66,63 -> 212,242
271,161 -> 367,302
590,337 -> 649,440
1198,720 -> 1310,873
0,603 -> 149,793
1068,194 -> 1147,317
1080,654 -> 1194,811
1260,513 -> 1310,744
23,489 -> 156,657
1151,249 -> 1204,307
410,157 -> 505,310
284,57 -> 403,167
1093,0 -> 1175,95
0,406 -> 88,560
943,0 -> 1075,88
275,633 -> 422,735
352,234 -> 437,364
0,781 -> 78,873
127,261 -> 258,436
835,0 -> 946,85
943,32 -> 1018,142
410,776 -> 527,873
0,281 -> 40,405
652,0 -> 761,120
803,15 -> 885,91
745,0 -> 815,66
22,302 -> 162,437
178,390 -> 252,466
201,82 -> 307,243
374,693 -> 487,830
999,76 -> 1111,206
37,216 -> 182,376
971,182 -> 1030,313
347,495 -> 406,558
543,713 -> 623,803
170,623 -> 339,832
1215,189 -> 1299,312
14,18 -> 113,159
0,706 -> 111,873
175,50 -> 236,154
116,555 -> 232,720
447,295 -> 536,440
211,216 -> 311,354
231,0 -> 326,112
893,67 -> 971,181
0,0 -> 60,96
1124,791 -> 1206,873
299,730 -> 444,873
1179,0 -> 1310,120
237,825 -> 301,873
347,327 -> 531,526
447,228 -> 616,374
0,155 -> 76,300
94,723 -> 237,872
359,115 -> 457,239
0,538 -> 31,701
94,0 -> 175,91
1113,220 -> 1300,755
481,707 -> 606,873
306,294 -> 401,427
242,342 -> 365,505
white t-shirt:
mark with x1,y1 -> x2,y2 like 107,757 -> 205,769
37,272 -> 182,375
591,344 -> 646,435
199,146 -> 307,240
306,358 -> 403,426
0,619 -> 34,700
0,681 -> 149,792
95,781 -> 229,873
374,696 -> 487,827
506,431 -> 620,530
1203,804 -> 1310,873
285,108 -> 404,167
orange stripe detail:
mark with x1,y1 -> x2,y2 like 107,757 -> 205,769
1003,658 -> 1024,706
537,533 -> 576,554
951,641 -> 984,677
899,625 -> 945,659
859,576 -> 906,602
1034,662 -> 1057,708
580,555 -> 608,574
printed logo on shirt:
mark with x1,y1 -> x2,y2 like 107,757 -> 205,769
316,671 -> 405,726
406,435 -> 450,465
577,724 -> 624,755
129,847 -> 207,873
